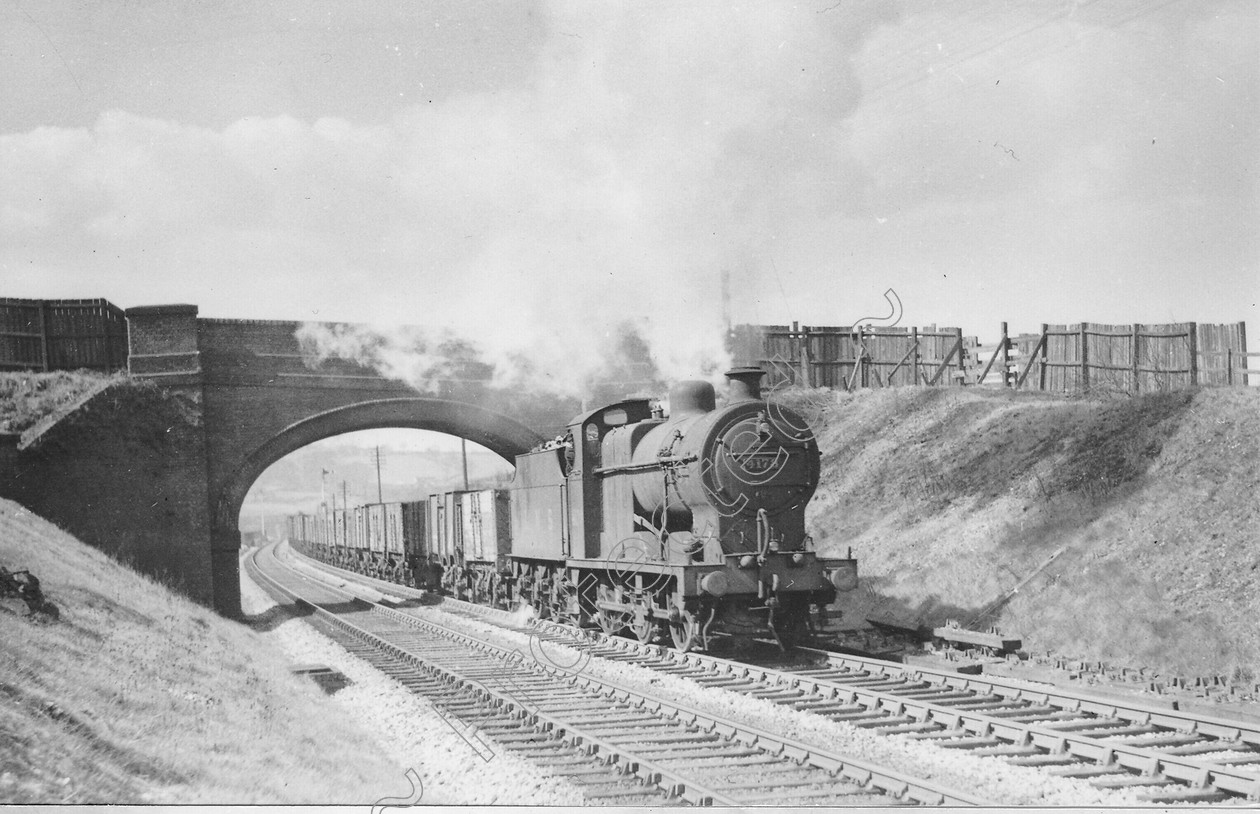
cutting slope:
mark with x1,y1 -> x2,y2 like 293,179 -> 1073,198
0,497 -> 403,803
796,385 -> 1260,681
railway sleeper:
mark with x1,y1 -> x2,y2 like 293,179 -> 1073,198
881,683 -> 939,696
938,698 -> 1013,711
835,678 -> 912,690
790,700 -> 867,714
1049,763 -> 1136,779
905,728 -> 976,741
738,785 -> 877,804
1007,753 -> 1089,767
1211,753 -> 1260,765
528,700 -> 620,713
601,733 -> 726,748
1037,718 -> 1130,733
745,687 -> 809,701
661,751 -> 783,766
501,741 -> 575,757
573,785 -> 671,803
693,766 -> 825,783
1089,773 -> 1172,789
852,714 -> 919,730
547,763 -> 636,780
892,689 -> 977,702
1134,735 -> 1223,752
790,669 -> 855,680
995,710 -> 1086,724
935,736 -> 1004,750
969,744 -> 1043,758
692,676 -> 760,688
978,704 -> 1058,718
470,722 -> 537,737
582,724 -> 693,740
710,776 -> 836,796
821,710 -> 891,723
1135,786 -> 1230,804
1073,724 -> 1160,739
564,713 -> 663,727
873,721 -> 941,736
530,754 -> 616,769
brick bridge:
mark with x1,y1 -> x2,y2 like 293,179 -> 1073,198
126,305 -> 581,616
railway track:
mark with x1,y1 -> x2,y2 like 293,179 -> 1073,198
285,545 -> 1260,805
251,542 -> 987,806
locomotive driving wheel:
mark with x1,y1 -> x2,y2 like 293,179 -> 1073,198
669,609 -> 701,652
548,570 -> 573,622
628,594 -> 656,644
595,584 -> 631,635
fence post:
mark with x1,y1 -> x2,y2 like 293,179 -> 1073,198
796,323 -> 811,387
954,327 -> 964,385
860,326 -> 869,389
1242,322 -> 1250,387
912,327 -> 920,385
102,303 -> 114,370
1079,322 -> 1089,392
37,300 -> 51,372
804,326 -> 814,387
1187,322 -> 1198,386
1131,323 -> 1141,394
791,321 -> 800,385
1001,322 -> 1010,387
1038,324 -> 1049,391
1227,347 -> 1233,386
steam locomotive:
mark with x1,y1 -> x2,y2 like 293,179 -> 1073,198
287,367 -> 857,651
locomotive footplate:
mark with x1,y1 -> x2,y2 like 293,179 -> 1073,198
563,557 -> 723,596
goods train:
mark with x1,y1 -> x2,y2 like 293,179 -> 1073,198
287,367 -> 857,651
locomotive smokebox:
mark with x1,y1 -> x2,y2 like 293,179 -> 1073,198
669,380 -> 716,415
725,366 -> 765,402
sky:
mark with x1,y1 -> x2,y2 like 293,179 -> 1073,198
2,0 -> 1257,390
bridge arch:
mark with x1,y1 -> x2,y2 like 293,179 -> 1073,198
216,397 -> 544,532
121,307 -> 579,615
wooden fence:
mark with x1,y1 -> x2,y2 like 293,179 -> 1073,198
732,321 -> 1252,394
730,323 -> 973,390
0,298 -> 129,372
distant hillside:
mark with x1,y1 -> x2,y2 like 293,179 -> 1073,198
794,385 -> 1260,682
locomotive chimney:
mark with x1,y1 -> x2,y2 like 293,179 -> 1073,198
669,380 -> 716,415
725,366 -> 765,402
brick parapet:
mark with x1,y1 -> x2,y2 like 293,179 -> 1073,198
126,304 -> 202,378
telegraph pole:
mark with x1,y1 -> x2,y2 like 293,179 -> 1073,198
461,437 -> 469,491
372,446 -> 384,503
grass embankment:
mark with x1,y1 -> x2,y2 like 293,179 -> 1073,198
0,371 -> 121,437
0,498 -> 404,803
794,385 -> 1260,682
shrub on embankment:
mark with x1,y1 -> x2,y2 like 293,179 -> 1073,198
795,384 -> 1260,681
0,371 -> 120,436
0,497 -> 404,803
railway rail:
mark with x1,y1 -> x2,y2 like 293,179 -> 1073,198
284,543 -> 1260,805
251,542 -> 987,806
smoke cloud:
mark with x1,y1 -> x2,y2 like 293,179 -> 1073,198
295,315 -> 730,402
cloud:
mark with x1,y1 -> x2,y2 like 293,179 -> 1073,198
0,0 -> 1254,368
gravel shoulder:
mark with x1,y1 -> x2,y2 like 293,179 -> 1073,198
239,558 -> 586,806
